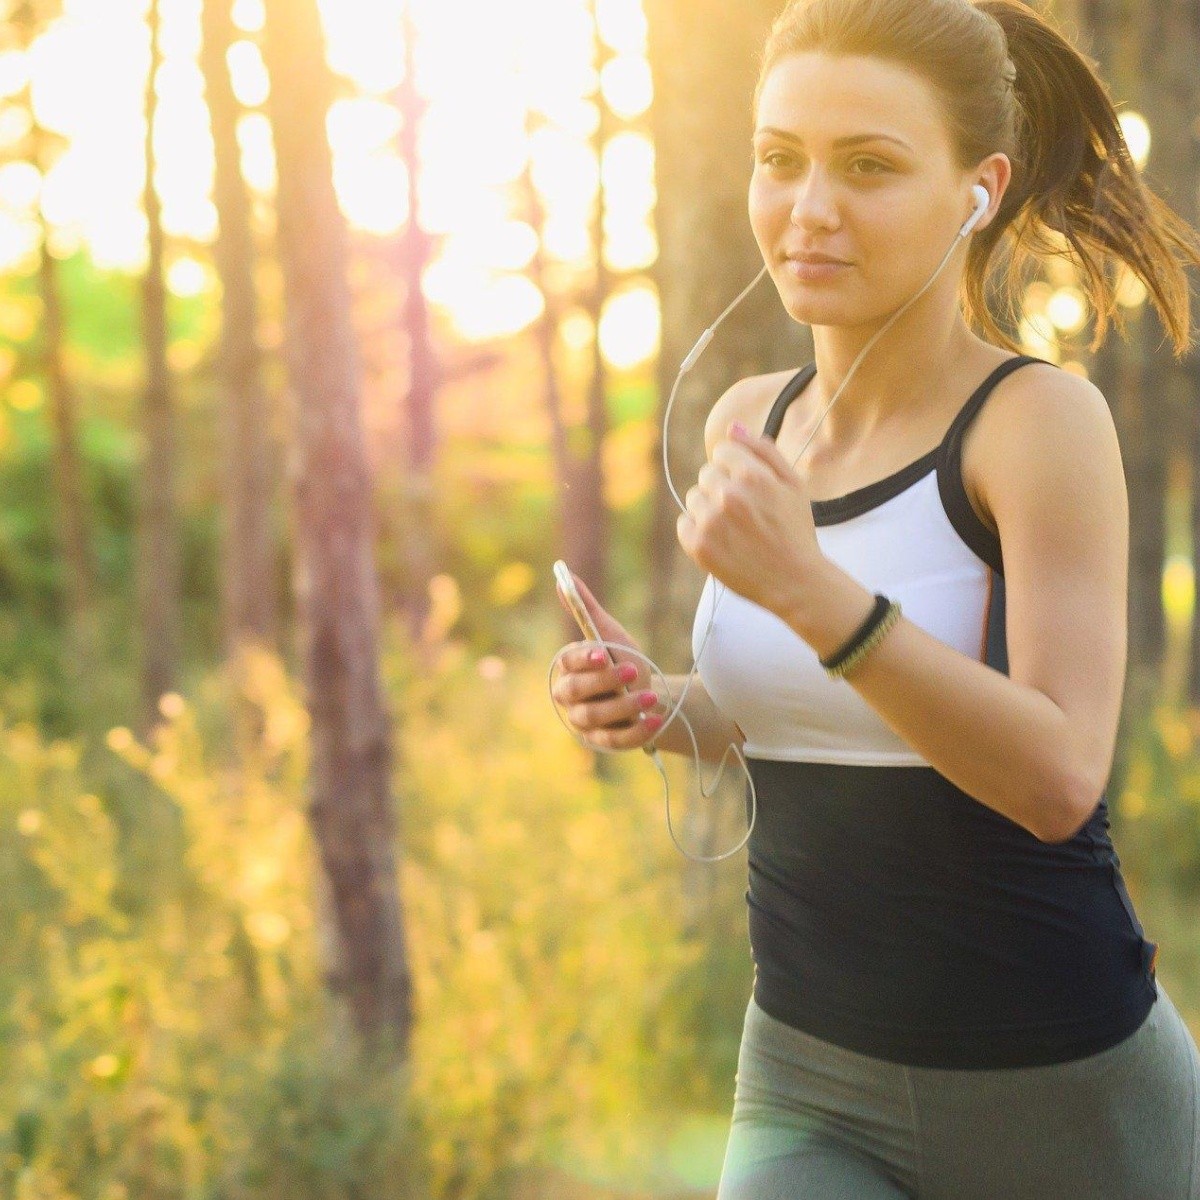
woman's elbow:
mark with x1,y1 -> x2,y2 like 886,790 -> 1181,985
1028,766 -> 1105,844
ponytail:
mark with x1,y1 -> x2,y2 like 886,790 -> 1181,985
973,0 -> 1200,355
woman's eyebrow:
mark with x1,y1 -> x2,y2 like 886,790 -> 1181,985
752,126 -> 912,151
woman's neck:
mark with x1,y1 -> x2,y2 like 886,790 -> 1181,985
808,299 -> 981,449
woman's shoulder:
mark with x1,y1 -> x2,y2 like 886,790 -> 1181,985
704,367 -> 804,458
963,357 -> 1121,539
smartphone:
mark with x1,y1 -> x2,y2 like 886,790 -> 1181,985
554,560 -> 657,751
553,559 -> 606,648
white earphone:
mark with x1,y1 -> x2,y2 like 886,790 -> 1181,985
959,184 -> 991,238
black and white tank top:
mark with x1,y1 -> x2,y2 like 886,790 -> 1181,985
692,355 -> 1158,1069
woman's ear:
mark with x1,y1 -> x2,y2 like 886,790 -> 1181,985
971,152 -> 1013,231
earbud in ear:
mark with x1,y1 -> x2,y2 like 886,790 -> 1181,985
959,184 -> 991,238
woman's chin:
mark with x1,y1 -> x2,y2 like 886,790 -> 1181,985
775,280 -> 898,330
778,292 -> 852,327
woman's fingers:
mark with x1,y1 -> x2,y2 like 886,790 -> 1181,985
565,687 -> 660,733
555,644 -> 644,688
552,658 -> 647,706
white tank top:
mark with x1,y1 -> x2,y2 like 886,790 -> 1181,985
692,357 -> 1038,766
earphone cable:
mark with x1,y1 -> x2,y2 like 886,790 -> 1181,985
550,202 -> 980,861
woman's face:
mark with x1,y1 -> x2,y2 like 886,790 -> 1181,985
750,52 -> 982,329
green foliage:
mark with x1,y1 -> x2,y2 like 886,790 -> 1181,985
0,627 -> 750,1199
395,632 -> 721,1198
0,656 -> 425,1199
1109,704 -> 1200,1020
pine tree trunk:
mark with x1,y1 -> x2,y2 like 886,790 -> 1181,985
261,0 -> 412,1051
12,0 -> 98,670
200,0 -> 278,658
395,4 -> 439,640
138,0 -> 181,724
518,137 -> 578,644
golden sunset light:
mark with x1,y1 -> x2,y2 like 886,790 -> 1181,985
2,0 -> 658,364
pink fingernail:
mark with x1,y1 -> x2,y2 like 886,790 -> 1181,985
617,663 -> 639,683
730,420 -> 748,436
642,713 -> 664,731
589,650 -> 607,665
637,690 -> 658,708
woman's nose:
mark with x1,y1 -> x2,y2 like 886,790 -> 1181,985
790,170 -> 840,233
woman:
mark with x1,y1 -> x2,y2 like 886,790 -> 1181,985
551,0 -> 1200,1195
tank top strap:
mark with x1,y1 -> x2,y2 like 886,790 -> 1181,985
937,354 -> 1050,576
940,354 -> 1047,447
762,364 -> 818,439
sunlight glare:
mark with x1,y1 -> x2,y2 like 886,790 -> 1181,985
529,125 -> 599,215
328,97 -> 401,156
559,308 -> 595,352
0,51 -> 29,100
515,5 -> 595,117
601,131 -> 654,208
599,283 -> 659,369
0,107 -> 32,152
227,40 -> 270,109
435,268 -> 544,342
29,15 -> 146,140
236,112 -> 276,192
333,153 -> 409,236
450,220 -> 539,273
159,0 -> 202,61
596,0 -> 649,54
166,254 -> 209,297
1046,286 -> 1087,335
0,215 -> 39,273
1118,111 -> 1150,170
231,0 -> 265,34
420,106 -> 528,188
1018,314 -> 1060,364
317,0 -> 406,95
600,55 -> 652,119
88,209 -> 149,273
540,215 -> 591,263
161,195 -> 218,241
1115,266 -> 1148,309
603,216 -> 656,271
417,175 -> 508,236
0,162 -> 41,212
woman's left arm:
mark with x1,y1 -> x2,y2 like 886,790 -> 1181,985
680,369 -> 1128,843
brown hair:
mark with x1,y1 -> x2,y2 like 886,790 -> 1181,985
755,0 -> 1200,354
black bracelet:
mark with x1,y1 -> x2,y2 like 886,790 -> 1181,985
819,593 -> 892,672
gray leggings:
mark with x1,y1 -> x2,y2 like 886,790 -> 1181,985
718,986 -> 1200,1199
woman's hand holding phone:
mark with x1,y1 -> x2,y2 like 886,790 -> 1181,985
551,563 -> 666,752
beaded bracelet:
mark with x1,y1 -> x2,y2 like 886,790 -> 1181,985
819,593 -> 902,679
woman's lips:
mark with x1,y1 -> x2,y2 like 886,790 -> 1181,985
783,254 -> 851,282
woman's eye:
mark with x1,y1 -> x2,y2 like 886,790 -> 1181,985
758,151 -> 798,171
848,157 -> 889,175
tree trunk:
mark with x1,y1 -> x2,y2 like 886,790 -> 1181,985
200,0 -> 278,658
517,134 -> 578,645
11,1 -> 98,667
138,0 -> 181,724
395,3 -> 439,640
261,0 -> 412,1052
1077,0 -> 1168,778
643,0 -> 810,667
1145,0 -> 1200,705
572,0 -> 616,612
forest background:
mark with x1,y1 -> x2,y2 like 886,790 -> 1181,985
0,0 -> 1198,1196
